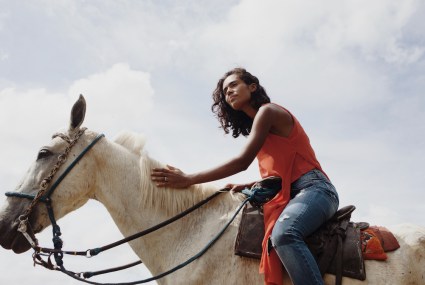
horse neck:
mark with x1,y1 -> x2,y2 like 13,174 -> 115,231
91,140 -> 146,235
90,139 -> 243,278
91,138 -> 236,236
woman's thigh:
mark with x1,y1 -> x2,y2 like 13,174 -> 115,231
273,179 -> 339,241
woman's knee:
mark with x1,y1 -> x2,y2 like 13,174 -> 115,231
271,225 -> 303,248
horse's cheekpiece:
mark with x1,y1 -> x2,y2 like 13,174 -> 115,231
235,204 -> 373,285
241,176 -> 282,208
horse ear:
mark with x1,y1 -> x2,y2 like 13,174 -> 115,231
69,94 -> 86,132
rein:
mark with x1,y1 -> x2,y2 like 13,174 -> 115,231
5,130 -> 251,284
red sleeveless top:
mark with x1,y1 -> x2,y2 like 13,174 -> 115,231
257,104 -> 325,285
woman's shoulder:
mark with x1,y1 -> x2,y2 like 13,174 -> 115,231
259,103 -> 295,137
259,103 -> 291,115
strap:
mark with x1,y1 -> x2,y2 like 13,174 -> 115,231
82,261 -> 143,279
334,219 -> 350,285
57,198 -> 250,285
335,234 -> 343,285
5,134 -> 105,205
44,133 -> 105,198
5,192 -> 40,201
84,190 -> 225,257
29,190 -> 228,258
32,189 -> 241,284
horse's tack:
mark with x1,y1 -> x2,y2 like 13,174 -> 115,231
6,128 -> 90,251
18,128 -> 88,223
6,130 -> 251,285
6,130 -> 105,266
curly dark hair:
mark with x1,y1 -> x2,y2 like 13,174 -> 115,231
211,68 -> 271,138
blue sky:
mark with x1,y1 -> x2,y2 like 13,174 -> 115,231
1,1 -> 424,284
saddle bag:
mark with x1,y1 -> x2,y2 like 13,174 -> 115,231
234,203 -> 265,259
234,176 -> 281,259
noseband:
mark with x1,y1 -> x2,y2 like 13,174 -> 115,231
5,129 -> 105,263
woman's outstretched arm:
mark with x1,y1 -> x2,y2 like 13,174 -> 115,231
151,105 -> 291,188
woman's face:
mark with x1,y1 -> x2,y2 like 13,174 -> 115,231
222,74 -> 257,111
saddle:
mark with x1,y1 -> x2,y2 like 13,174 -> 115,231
234,203 -> 366,285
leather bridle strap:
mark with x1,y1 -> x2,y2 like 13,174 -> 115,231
5,132 -> 105,264
6,132 -> 105,204
82,189 -> 228,257
9,189 -> 229,259
59,195 -> 251,285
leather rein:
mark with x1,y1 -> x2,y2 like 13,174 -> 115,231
5,129 -> 248,284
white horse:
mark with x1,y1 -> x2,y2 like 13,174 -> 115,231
0,96 -> 424,285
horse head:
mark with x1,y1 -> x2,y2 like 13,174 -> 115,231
0,95 -> 100,253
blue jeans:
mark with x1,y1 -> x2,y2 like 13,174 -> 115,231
270,169 -> 339,285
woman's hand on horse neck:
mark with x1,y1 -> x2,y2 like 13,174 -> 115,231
151,105 -> 292,189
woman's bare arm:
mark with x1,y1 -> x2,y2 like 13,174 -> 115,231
151,105 -> 291,188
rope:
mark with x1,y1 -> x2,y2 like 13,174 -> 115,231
85,190 -> 226,257
29,190 -> 226,258
58,198 -> 250,285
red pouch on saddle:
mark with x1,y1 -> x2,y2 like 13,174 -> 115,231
369,226 -> 400,252
361,228 -> 387,260
361,226 -> 400,261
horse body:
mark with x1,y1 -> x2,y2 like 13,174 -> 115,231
0,96 -> 424,284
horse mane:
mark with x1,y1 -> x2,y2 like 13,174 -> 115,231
113,131 -> 240,216
113,130 -> 147,155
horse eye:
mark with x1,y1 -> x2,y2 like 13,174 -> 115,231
37,149 -> 53,160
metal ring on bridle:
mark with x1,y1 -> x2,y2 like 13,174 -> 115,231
164,177 -> 168,182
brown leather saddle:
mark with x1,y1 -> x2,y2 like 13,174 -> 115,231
234,203 -> 366,285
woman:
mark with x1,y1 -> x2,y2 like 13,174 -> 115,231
151,68 -> 339,285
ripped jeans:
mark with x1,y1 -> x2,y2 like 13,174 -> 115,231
270,169 -> 339,285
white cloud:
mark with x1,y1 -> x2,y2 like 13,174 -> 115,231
0,63 -> 154,187
0,63 -> 154,138
198,0 -> 425,73
68,63 -> 154,136
314,0 -> 424,64
356,204 -> 403,227
0,87 -> 68,135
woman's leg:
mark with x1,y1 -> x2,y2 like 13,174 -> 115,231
270,171 -> 339,285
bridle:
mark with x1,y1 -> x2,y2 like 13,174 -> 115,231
5,128 -> 250,285
6,128 -> 105,264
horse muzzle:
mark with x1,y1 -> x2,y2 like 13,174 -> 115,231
0,198 -> 41,254
0,216 -> 33,253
